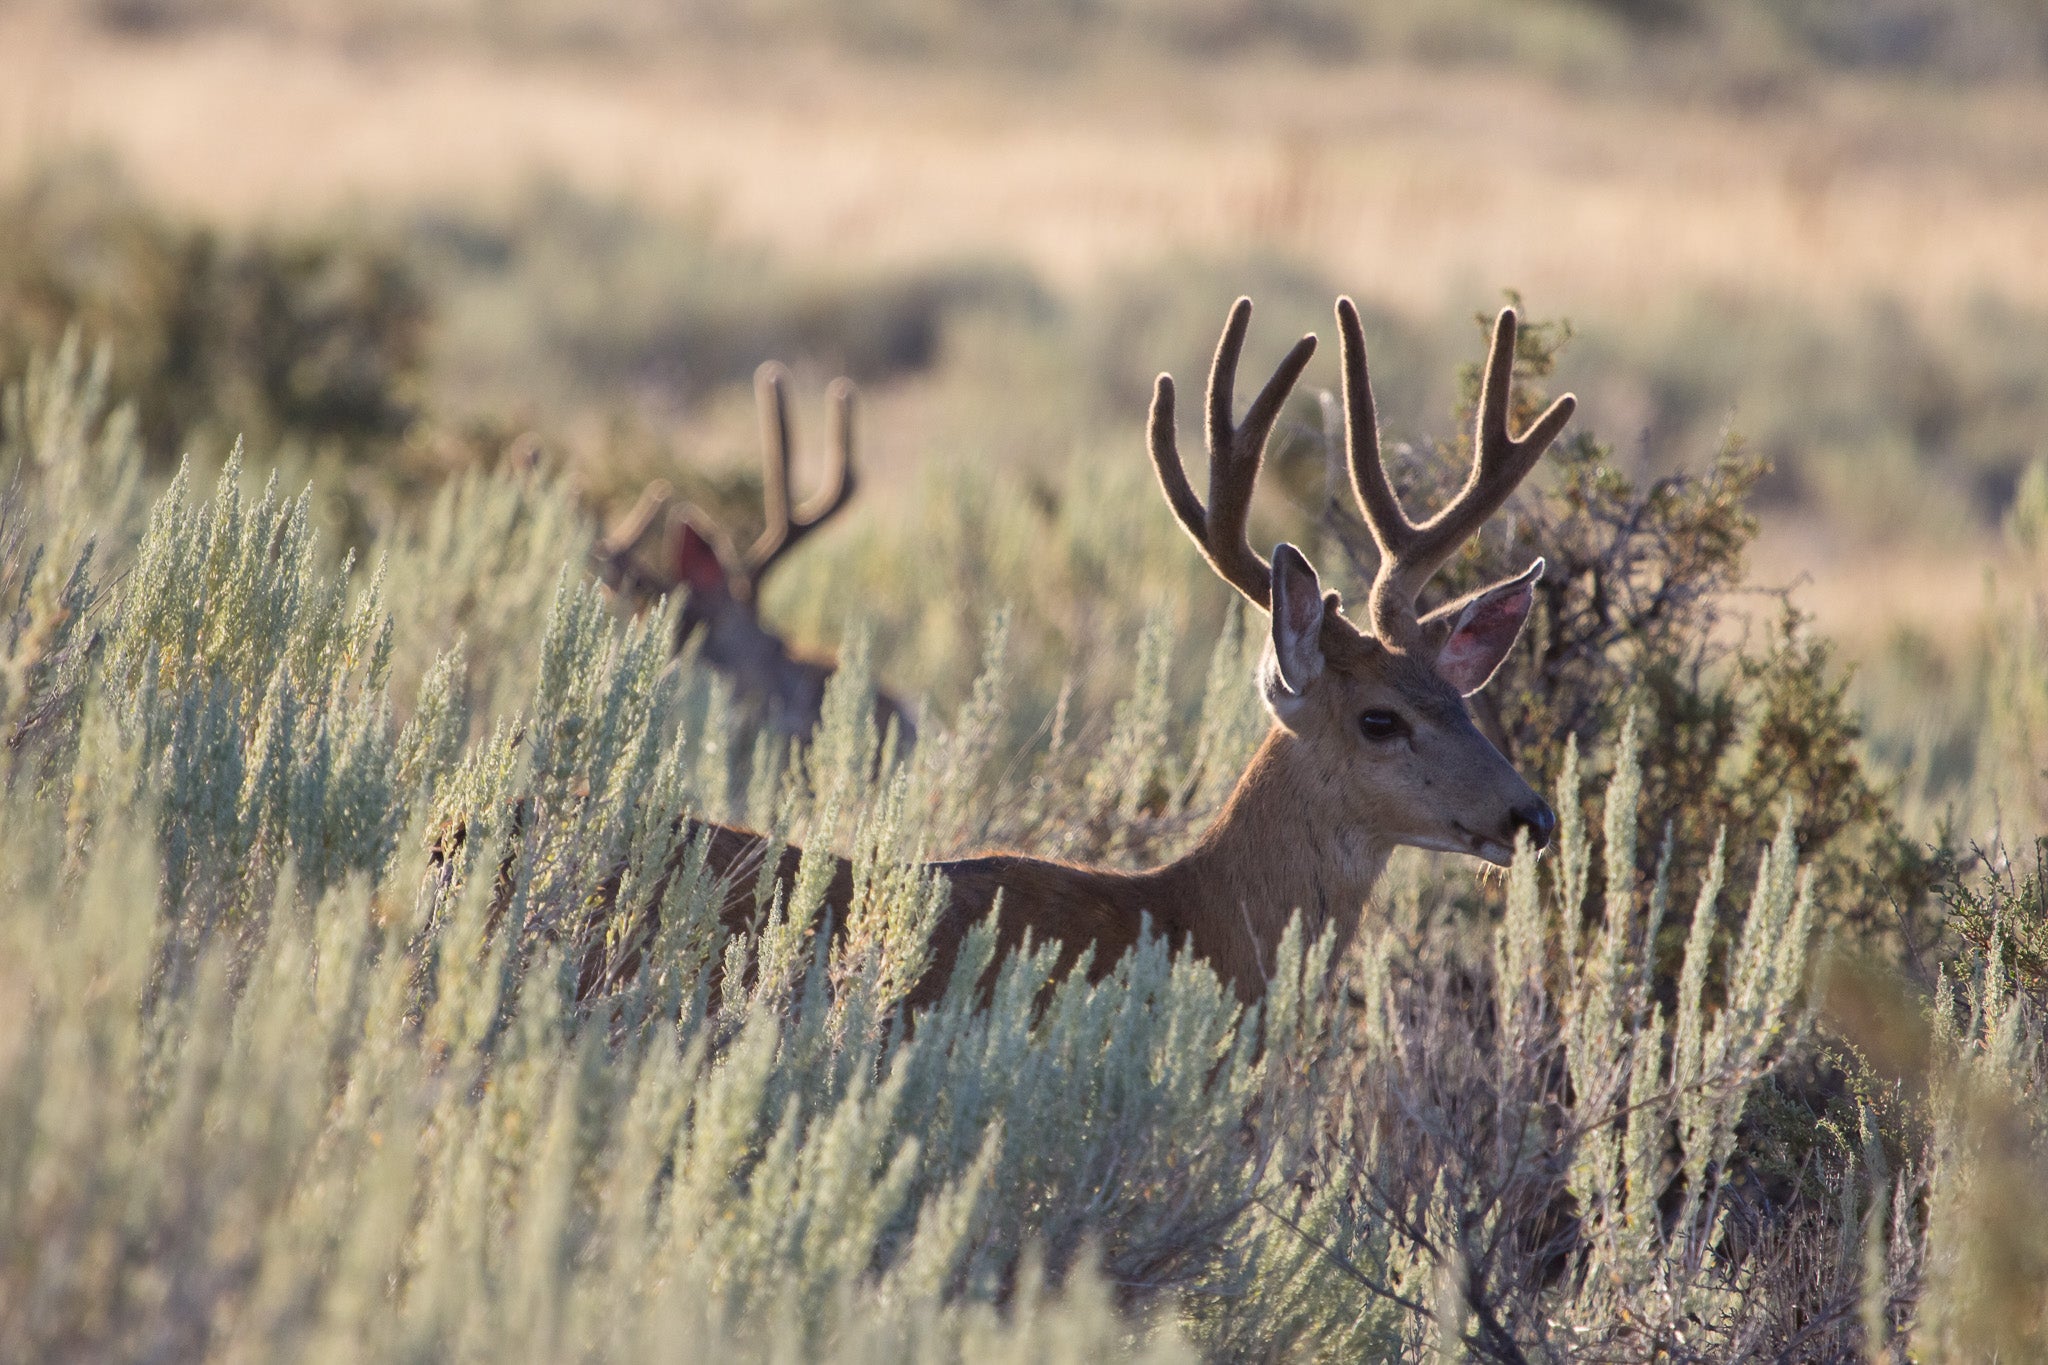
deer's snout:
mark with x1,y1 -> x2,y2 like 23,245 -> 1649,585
1509,800 -> 1557,852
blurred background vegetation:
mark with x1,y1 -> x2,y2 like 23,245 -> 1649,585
3,0 -> 2042,665
62,0 -> 2048,81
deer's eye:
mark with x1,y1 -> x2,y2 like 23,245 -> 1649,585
1358,709 -> 1409,743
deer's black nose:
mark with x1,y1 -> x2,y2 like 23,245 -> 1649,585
1510,800 -> 1557,852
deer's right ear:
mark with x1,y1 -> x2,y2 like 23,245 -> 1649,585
1420,558 -> 1542,695
667,516 -> 730,595
1261,543 -> 1327,717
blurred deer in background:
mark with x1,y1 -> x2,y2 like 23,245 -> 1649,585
585,295 -> 1575,1007
592,362 -> 915,753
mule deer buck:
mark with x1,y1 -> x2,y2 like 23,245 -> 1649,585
595,297 -> 1574,1006
591,362 -> 915,751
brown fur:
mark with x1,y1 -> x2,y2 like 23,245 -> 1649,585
601,623 -> 1536,1009
591,363 -> 915,751
674,582 -> 915,748
587,298 -> 1570,1009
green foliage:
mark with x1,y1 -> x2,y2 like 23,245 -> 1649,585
85,0 -> 2048,81
0,158 -> 425,471
379,457 -> 593,726
1935,838 -> 2048,996
0,385 -> 1353,1358
1303,304 -> 1933,947
411,184 -> 1043,428
0,273 -> 2042,1357
1820,843 -> 2048,1361
0,333 -> 143,792
1246,726 -> 1824,1359
1762,0 -> 2048,75
1572,292 -> 2048,539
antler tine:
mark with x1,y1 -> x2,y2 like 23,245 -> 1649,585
741,363 -> 859,597
820,377 -> 858,514
599,480 -> 675,557
1336,297 -> 1416,564
1148,374 -> 1209,546
591,479 -> 676,595
1199,300 -> 1275,606
1149,297 -> 1316,611
1356,304 -> 1576,644
1476,309 -> 1577,494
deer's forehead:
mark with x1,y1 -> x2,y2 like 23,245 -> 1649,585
1323,637 -> 1467,722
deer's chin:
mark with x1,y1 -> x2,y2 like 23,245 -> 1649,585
1409,825 -> 1519,868
1470,839 -> 1517,868
1400,830 -> 1507,866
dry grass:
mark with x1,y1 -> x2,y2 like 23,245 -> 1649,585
3,12 -> 2046,324
1751,530 -> 2008,658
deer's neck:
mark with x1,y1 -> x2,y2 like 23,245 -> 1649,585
1146,726 -> 1390,997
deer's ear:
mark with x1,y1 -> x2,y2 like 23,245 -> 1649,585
1261,544 -> 1327,717
1422,559 -> 1542,695
668,516 -> 730,594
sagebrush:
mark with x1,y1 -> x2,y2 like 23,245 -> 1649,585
2,331 -> 2044,1361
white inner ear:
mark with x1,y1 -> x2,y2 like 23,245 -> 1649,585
1436,584 -> 1531,695
1271,582 -> 1325,695
1258,647 -> 1310,722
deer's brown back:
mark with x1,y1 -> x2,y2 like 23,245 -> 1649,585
911,853 -> 1178,1008
614,821 -> 1176,1010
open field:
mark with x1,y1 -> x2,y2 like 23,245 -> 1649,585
4,10 -> 2041,659
5,13 -> 2047,317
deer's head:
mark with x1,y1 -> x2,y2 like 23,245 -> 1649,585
592,364 -> 863,734
1151,298 -> 1576,867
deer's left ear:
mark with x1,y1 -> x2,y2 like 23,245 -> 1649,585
667,513 -> 732,595
1420,558 -> 1543,695
1260,544 -> 1328,720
